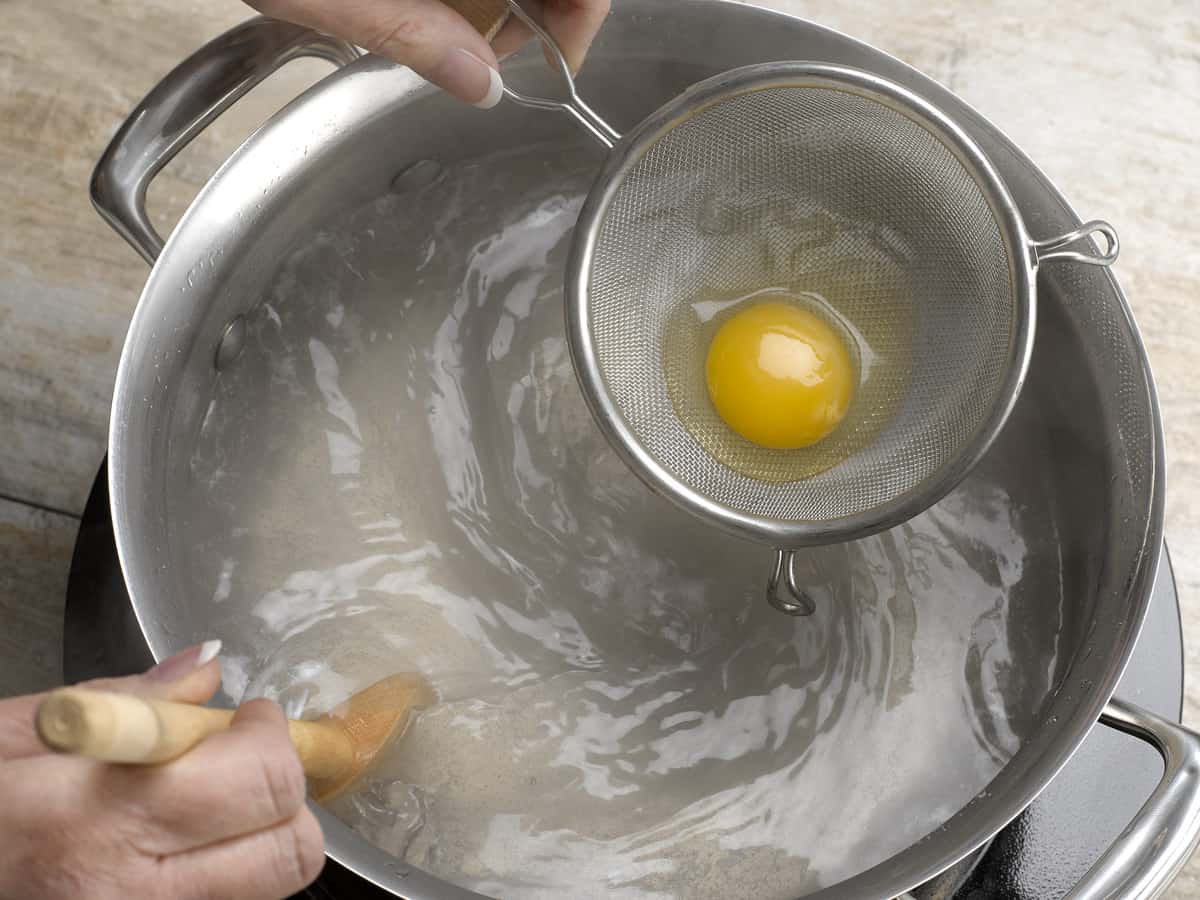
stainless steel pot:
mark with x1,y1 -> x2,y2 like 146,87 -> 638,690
92,3 -> 1200,898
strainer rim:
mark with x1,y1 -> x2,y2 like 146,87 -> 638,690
566,62 -> 1036,547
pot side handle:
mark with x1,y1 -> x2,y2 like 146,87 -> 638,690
90,18 -> 360,265
1066,698 -> 1200,900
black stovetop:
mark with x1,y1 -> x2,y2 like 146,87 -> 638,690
64,467 -> 1184,899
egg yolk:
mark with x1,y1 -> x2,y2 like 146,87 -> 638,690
705,302 -> 855,449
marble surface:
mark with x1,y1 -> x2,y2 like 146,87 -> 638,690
0,0 -> 1196,895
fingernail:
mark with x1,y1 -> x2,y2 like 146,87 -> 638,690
196,639 -> 222,666
149,639 -> 222,681
435,49 -> 503,109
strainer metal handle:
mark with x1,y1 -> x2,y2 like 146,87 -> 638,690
1032,220 -> 1120,266
498,0 -> 621,148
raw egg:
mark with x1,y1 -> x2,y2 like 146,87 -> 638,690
705,301 -> 855,449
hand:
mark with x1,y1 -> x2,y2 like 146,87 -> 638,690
244,0 -> 610,107
0,642 -> 324,900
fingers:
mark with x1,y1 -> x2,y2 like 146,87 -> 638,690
0,646 -> 324,899
131,699 -> 309,855
0,756 -> 114,898
0,641 -> 222,761
248,0 -> 504,107
492,0 -> 610,72
94,639 -> 224,704
162,807 -> 325,900
542,0 -> 610,72
0,693 -> 57,760
489,15 -> 530,61
247,0 -> 609,105
0,751 -> 325,900
3,649 -> 302,856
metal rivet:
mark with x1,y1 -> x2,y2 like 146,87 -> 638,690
215,315 -> 246,370
390,159 -> 443,193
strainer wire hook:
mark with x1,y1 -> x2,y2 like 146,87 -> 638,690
501,0 -> 621,148
767,550 -> 816,617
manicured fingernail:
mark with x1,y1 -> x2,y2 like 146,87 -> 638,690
196,639 -> 222,666
435,48 -> 503,109
149,639 -> 222,681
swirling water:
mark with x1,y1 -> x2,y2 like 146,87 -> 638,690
179,143 -> 1063,898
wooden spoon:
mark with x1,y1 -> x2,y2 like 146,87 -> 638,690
35,673 -> 431,802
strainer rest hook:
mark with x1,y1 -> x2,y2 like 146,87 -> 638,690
1032,220 -> 1120,266
767,551 -> 816,616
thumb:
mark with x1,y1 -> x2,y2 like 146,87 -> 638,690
87,639 -> 225,705
0,641 -> 224,761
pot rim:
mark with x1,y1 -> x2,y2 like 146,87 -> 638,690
103,3 -> 1165,898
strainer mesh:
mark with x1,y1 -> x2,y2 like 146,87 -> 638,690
587,83 -> 1017,523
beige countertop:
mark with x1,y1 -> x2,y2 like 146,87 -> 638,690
2,0 -> 1197,894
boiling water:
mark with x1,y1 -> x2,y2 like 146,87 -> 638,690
178,144 -> 1063,898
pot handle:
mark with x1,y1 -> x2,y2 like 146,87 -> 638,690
90,18 -> 360,265
1065,697 -> 1200,899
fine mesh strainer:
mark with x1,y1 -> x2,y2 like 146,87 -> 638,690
494,1 -> 1119,614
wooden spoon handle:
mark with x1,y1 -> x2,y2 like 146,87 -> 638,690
445,0 -> 512,41
36,688 -> 355,782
